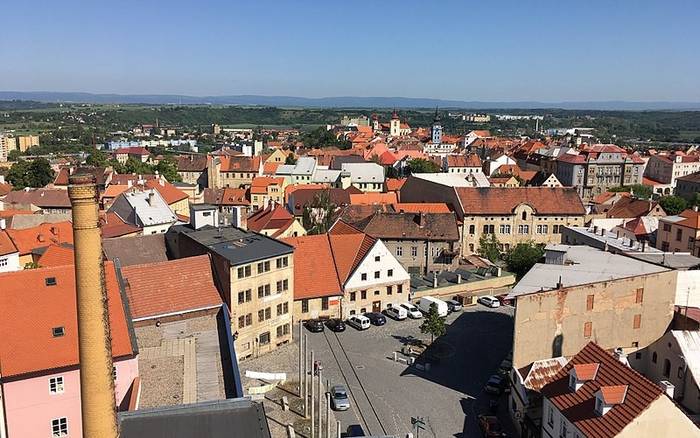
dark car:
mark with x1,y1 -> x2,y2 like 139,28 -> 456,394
304,319 -> 324,333
325,318 -> 346,332
344,424 -> 366,437
364,312 -> 386,326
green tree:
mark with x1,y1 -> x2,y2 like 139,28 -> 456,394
7,149 -> 23,161
505,241 -> 545,280
659,195 -> 688,215
155,156 -> 182,182
302,190 -> 336,234
406,158 -> 441,174
85,149 -> 109,167
419,303 -> 447,343
6,158 -> 55,189
285,154 -> 297,165
629,184 -> 653,200
478,233 -> 501,263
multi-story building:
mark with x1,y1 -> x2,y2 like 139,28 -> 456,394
1,187 -> 71,214
176,155 -> 208,188
283,221 -> 410,320
555,144 -> 645,199
644,152 -> 700,188
442,154 -> 483,174
207,155 -> 263,189
0,263 -> 139,438
539,342 -> 698,438
340,162 -> 384,192
247,203 -> 306,238
0,133 -> 15,161
656,209 -> 700,257
202,187 -> 251,227
0,230 -> 20,272
350,211 -> 460,274
400,177 -> 586,255
108,189 -> 178,235
250,176 -> 286,211
15,134 -> 40,152
675,171 -> 700,201
166,218 -> 294,360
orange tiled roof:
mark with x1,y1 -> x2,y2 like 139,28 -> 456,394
0,230 -> 18,256
281,234 -> 343,300
263,162 -> 281,175
250,176 -> 285,195
144,179 -> 188,204
0,209 -> 34,220
247,203 -> 295,236
0,263 -> 134,378
573,363 -> 599,381
385,178 -> 406,192
328,221 -> 376,283
677,209 -> 700,229
599,385 -> 628,405
120,255 -> 223,320
38,244 -> 75,267
349,192 -> 398,206
100,212 -> 141,238
6,221 -> 74,255
454,187 -> 586,215
445,154 -> 482,168
0,182 -> 12,197
392,203 -> 451,214
102,184 -> 129,199
541,342 -> 664,438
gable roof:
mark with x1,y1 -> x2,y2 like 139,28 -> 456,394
287,187 -> 352,216
280,234 -> 343,300
100,211 -> 141,238
385,178 -> 406,192
246,203 -> 296,237
454,187 -> 586,215
102,234 -> 169,266
219,155 -> 262,172
176,155 -> 208,172
203,187 -> 249,206
392,203 -> 451,214
0,230 -> 18,256
356,212 -> 459,241
541,342 -> 664,438
349,192 -> 398,205
675,209 -> 700,230
518,357 -> 569,392
0,263 -> 134,378
606,197 -> 665,219
37,244 -> 75,267
144,179 -> 189,204
445,154 -> 482,168
6,221 -> 74,255
250,176 -> 285,195
120,255 -> 223,320
2,188 -> 71,209
328,221 -> 377,283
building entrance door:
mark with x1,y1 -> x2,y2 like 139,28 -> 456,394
372,301 -> 381,312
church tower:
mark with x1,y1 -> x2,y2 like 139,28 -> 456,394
390,110 -> 401,137
431,107 -> 442,144
371,114 -> 380,132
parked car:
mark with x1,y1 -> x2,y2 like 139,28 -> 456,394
385,305 -> 407,320
344,424 -> 366,437
418,296 -> 449,317
478,415 -> 507,437
497,295 -> 513,306
364,312 -> 386,326
304,319 -> 324,332
325,318 -> 346,332
330,385 -> 350,411
347,315 -> 371,330
477,295 -> 501,308
485,374 -> 504,395
399,302 -> 423,319
445,299 -> 463,312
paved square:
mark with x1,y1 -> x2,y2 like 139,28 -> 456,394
305,305 -> 514,437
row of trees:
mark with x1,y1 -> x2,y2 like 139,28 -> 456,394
86,150 -> 181,183
5,158 -> 55,189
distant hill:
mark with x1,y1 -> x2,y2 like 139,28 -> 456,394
1,91 -> 699,111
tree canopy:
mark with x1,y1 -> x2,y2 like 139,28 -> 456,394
659,195 -> 688,215
419,303 -> 447,343
406,158 -> 441,174
6,158 -> 55,189
478,233 -> 501,263
505,241 -> 545,280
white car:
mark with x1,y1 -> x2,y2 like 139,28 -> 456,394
399,302 -> 423,319
385,305 -> 407,320
477,295 -> 500,308
347,315 -> 371,330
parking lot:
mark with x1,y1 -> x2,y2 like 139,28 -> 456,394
305,304 -> 515,437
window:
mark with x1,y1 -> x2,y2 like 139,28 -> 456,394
652,351 -> 658,363
374,271 -> 380,279
560,421 -> 567,438
49,377 -> 64,394
276,324 -> 290,337
663,359 -> 671,378
259,332 -> 270,345
361,290 -> 367,299
257,261 -> 271,273
302,299 -> 309,313
583,321 -> 592,338
388,269 -> 393,277
361,273 -> 367,281
411,246 -> 418,257
45,277 -> 57,286
547,405 -> 554,426
237,265 -> 251,278
276,279 -> 289,293
676,229 -> 683,242
633,314 -> 641,329
349,310 -> 356,315
396,246 -> 403,256
387,286 -> 393,295
375,256 -> 380,262
635,288 -> 644,303
661,241 -> 670,251
321,297 -> 329,310
469,225 -> 475,234
350,292 -> 356,301
522,211 -> 527,220
238,315 -> 245,328
499,224 -> 511,234
52,418 -> 68,437
52,327 -> 65,337
518,224 -> 529,234
397,284 -> 403,294
553,224 -> 560,234
258,309 -> 265,322
276,302 -> 289,316
537,224 -> 548,234
265,307 -> 271,319
238,291 -> 245,304
0,258 -> 7,267
586,294 -> 594,311
113,366 -> 117,380
276,257 -> 289,269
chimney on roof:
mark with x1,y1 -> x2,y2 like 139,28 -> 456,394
659,380 -> 675,399
614,347 -> 627,363
67,173 -> 118,438
433,273 -> 438,288
593,225 -> 598,234
0,218 -> 5,230
147,190 -> 154,206
457,273 -> 462,284
556,275 -> 563,289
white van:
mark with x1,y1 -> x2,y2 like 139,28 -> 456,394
385,305 -> 407,320
347,315 -> 371,330
418,296 -> 449,317
399,302 -> 423,319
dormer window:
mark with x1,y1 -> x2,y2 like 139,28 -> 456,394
569,363 -> 599,392
595,385 -> 628,416
52,327 -> 65,337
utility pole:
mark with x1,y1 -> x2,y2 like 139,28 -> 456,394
336,421 -> 341,438
310,351 -> 315,432
317,369 -> 323,436
325,392 -> 331,438
298,323 -> 303,399
304,341 -> 310,417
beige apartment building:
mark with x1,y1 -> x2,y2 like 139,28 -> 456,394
400,177 -> 586,255
207,155 -> 262,189
656,209 -> 700,257
16,134 -> 40,152
166,220 -> 295,360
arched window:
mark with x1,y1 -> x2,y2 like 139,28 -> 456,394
652,352 -> 657,363
522,211 -> 527,220
663,359 -> 671,378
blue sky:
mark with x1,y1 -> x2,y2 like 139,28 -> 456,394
1,0 -> 698,101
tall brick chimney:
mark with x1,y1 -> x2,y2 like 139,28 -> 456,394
68,173 -> 119,438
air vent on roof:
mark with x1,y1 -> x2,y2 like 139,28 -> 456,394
52,327 -> 65,337
45,277 -> 57,286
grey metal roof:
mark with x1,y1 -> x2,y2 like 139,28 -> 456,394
119,398 -> 271,438
507,245 -> 669,299
172,224 -> 293,265
623,252 -> 700,270
190,203 -> 216,211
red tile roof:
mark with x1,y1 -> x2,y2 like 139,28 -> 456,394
385,178 -> 406,192
598,385 -> 628,405
573,363 -> 600,381
110,174 -> 159,185
203,188 -> 250,206
247,203 -> 295,237
0,230 -> 18,256
250,176 -> 285,195
0,182 -> 12,197
281,234 -> 343,300
349,192 -> 398,205
606,197 -> 663,219
2,188 -> 71,209
6,221 -> 74,255
114,146 -> 150,156
445,154 -> 482,168
219,155 -> 262,172
143,179 -> 189,204
176,155 -> 208,172
541,342 -> 665,438
328,221 -> 376,283
38,244 -> 75,267
454,187 -> 586,215
263,162 -> 281,175
120,255 -> 222,320
0,263 -> 134,377
102,184 -> 129,199
676,209 -> 700,230
100,212 -> 141,238
392,203 -> 451,214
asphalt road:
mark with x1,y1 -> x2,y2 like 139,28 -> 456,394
305,305 -> 515,438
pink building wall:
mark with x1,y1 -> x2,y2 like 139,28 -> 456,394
2,356 -> 138,438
